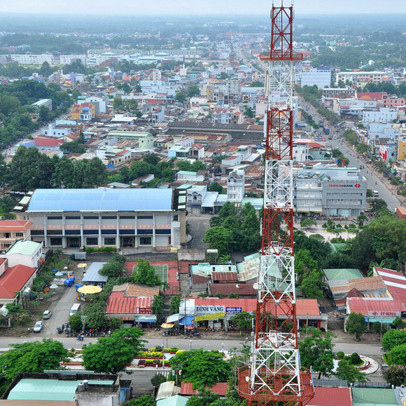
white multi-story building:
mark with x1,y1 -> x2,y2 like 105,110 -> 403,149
16,189 -> 186,250
227,169 -> 245,203
298,68 -> 331,88
10,54 -> 54,65
59,55 -> 87,65
43,124 -> 71,138
336,71 -> 392,85
363,108 -> 397,126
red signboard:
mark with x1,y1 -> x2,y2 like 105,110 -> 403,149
138,308 -> 153,314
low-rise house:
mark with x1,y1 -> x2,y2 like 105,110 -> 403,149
0,240 -> 42,268
0,220 -> 33,252
308,387 -> 352,406
106,283 -> 159,324
0,259 -> 37,307
1,371 -> 130,405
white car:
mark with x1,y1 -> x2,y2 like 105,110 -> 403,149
42,310 -> 52,320
33,321 -> 43,333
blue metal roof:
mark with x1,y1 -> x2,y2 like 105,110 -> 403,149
27,189 -> 173,212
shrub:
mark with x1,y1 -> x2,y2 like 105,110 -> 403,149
336,351 -> 345,359
350,352 -> 362,365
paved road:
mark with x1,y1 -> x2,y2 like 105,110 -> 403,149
301,101 -> 401,212
186,214 -> 210,250
37,264 -> 87,337
0,336 -> 383,357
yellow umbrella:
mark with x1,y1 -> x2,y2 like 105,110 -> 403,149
78,285 -> 102,295
77,263 -> 87,268
161,323 -> 175,329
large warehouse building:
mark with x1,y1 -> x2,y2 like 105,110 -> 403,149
14,188 -> 186,250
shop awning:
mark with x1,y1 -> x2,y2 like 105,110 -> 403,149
167,313 -> 181,323
366,317 -> 396,324
134,315 -> 157,323
179,316 -> 194,326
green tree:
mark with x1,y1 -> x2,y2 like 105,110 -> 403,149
392,317 -> 405,330
300,218 -> 317,230
383,365 -> 406,386
299,328 -> 334,379
245,107 -> 254,118
386,343 -> 406,365
382,329 -> 406,351
346,312 -> 367,341
186,389 -> 220,406
82,327 -> 145,374
113,97 -> 124,111
230,311 -> 253,330
208,182 -> 224,193
335,359 -> 368,383
0,339 -> 68,381
69,313 -> 83,331
170,296 -> 181,315
152,294 -> 165,318
99,255 -> 126,278
123,395 -> 156,406
132,259 -> 161,286
175,91 -> 186,104
204,226 -> 234,256
151,373 -> 167,388
187,85 -> 200,98
170,350 -> 230,388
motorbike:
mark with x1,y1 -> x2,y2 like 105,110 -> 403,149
76,334 -> 84,341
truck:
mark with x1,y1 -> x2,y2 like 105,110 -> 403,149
71,252 -> 86,261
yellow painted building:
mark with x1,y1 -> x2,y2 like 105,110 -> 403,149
398,138 -> 406,161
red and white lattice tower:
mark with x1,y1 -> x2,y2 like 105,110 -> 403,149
238,2 -> 314,406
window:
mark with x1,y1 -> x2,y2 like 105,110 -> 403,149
120,216 -> 135,219
84,216 -> 98,220
50,237 -> 62,246
66,216 -> 80,220
138,215 -> 153,220
86,238 -> 98,245
4,233 -> 10,238
47,230 -> 62,235
48,216 -> 62,220
140,237 -> 152,245
104,238 -> 116,245
16,233 -> 24,237
31,230 -> 44,236
102,216 -> 116,219
173,215 -> 179,221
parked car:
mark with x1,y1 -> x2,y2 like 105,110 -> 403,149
42,310 -> 52,320
33,321 -> 44,333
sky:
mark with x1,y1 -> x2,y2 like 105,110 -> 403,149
1,0 -> 405,15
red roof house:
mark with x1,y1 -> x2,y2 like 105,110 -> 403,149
180,382 -> 228,397
0,264 -> 36,304
308,387 -> 352,406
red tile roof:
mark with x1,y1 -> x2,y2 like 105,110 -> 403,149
0,265 -> 36,299
180,382 -> 228,396
308,387 -> 352,406
106,291 -> 153,315
34,137 -> 64,148
0,220 -> 32,232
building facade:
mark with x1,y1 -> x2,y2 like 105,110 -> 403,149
16,189 -> 186,250
294,165 -> 367,216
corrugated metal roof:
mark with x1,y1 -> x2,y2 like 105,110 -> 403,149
352,388 -> 397,405
82,262 -> 108,284
0,265 -> 36,299
308,387 -> 351,406
212,272 -> 238,282
106,291 -> 153,314
6,240 -> 41,256
27,188 -> 173,212
180,382 -> 228,396
157,395 -> 188,406
323,268 -> 363,282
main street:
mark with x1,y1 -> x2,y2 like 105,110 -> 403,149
0,335 -> 384,357
300,100 -> 402,212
